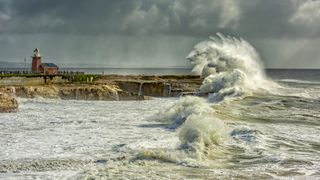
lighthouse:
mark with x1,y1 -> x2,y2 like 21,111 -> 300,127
30,48 -> 59,75
31,48 -> 42,73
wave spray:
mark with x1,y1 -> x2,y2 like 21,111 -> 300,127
187,33 -> 275,101
143,33 -> 279,163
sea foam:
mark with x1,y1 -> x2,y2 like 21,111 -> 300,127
149,33 -> 278,161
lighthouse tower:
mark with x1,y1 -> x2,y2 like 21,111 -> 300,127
31,48 -> 42,73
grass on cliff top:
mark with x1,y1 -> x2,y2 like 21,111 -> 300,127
62,74 -> 101,83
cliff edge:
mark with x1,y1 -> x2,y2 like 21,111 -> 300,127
0,87 -> 18,113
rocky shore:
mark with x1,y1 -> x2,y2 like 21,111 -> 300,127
0,75 -> 202,112
14,84 -> 148,101
0,87 -> 18,113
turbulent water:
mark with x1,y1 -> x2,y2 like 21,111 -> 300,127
1,34 -> 320,179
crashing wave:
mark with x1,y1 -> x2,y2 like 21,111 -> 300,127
187,33 -> 276,101
152,96 -> 228,160
144,33 -> 275,163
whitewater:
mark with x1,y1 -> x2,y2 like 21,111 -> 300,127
1,34 -> 320,179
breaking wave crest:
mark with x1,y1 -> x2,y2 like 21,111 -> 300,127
187,33 -> 277,101
153,97 -> 227,158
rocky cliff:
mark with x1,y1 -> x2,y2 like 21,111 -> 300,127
0,87 -> 18,113
0,75 -> 202,102
101,75 -> 202,97
0,75 -> 202,113
14,84 -> 149,101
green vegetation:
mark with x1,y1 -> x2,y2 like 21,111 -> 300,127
62,74 -> 101,83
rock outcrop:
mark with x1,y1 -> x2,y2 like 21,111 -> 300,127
0,75 -> 202,102
15,86 -> 59,99
14,84 -> 148,101
0,87 -> 18,113
116,81 -> 172,97
98,75 -> 202,97
58,85 -> 119,100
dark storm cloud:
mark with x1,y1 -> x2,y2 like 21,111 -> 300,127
1,0 -> 320,68
1,0 -> 319,38
0,0 -> 133,34
236,0 -> 295,38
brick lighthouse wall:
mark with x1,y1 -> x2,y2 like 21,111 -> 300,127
32,57 -> 42,73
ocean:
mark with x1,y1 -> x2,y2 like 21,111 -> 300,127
1,34 -> 320,179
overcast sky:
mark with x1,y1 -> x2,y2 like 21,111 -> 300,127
0,0 -> 319,68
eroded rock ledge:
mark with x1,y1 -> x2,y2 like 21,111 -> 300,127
14,84 -> 150,101
0,75 -> 201,100
0,75 -> 202,112
0,87 -> 18,113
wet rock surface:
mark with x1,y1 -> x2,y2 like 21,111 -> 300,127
0,87 -> 18,113
14,85 -> 129,100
